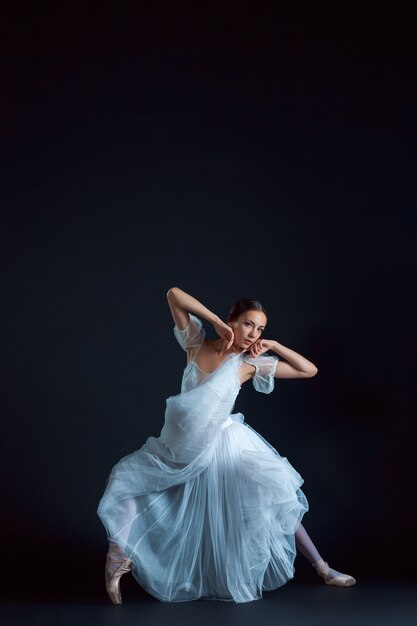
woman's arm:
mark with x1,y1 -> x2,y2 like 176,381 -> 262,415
272,340 -> 318,378
166,287 -> 234,350
166,287 -> 220,330
249,338 -> 318,379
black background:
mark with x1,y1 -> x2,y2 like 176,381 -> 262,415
1,1 -> 416,602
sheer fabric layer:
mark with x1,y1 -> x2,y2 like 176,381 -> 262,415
97,314 -> 309,603
97,415 -> 308,603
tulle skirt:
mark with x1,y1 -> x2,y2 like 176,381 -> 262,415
97,416 -> 309,603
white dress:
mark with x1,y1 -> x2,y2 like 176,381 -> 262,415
97,314 -> 309,603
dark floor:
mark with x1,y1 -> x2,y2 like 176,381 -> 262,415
2,578 -> 417,626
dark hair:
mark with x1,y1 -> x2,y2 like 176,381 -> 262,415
227,298 -> 267,323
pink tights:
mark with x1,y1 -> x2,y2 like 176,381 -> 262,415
295,522 -> 322,565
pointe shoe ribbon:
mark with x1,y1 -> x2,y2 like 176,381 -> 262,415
312,559 -> 356,587
105,545 -> 133,605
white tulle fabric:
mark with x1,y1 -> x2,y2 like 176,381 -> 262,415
97,314 -> 309,603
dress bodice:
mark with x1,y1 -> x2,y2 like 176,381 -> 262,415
180,353 -> 241,394
175,313 -> 280,396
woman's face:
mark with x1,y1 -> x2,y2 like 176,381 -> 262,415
228,310 -> 267,351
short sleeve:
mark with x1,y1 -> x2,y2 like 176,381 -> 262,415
243,354 -> 279,394
173,313 -> 206,351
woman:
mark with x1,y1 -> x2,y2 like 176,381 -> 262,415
97,286 -> 356,604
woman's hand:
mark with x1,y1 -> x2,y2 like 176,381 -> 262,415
248,338 -> 275,358
212,318 -> 234,350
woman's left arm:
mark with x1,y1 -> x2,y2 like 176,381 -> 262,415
250,339 -> 318,379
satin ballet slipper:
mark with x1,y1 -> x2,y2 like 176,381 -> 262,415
312,559 -> 356,587
105,542 -> 133,605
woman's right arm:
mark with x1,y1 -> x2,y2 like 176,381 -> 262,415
166,287 -> 220,330
166,287 -> 234,348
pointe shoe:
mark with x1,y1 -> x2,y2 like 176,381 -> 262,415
312,559 -> 356,587
105,543 -> 133,605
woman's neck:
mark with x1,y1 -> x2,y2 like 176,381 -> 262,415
212,338 -> 246,356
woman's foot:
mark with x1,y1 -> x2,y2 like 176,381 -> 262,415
312,558 -> 356,587
105,542 -> 133,605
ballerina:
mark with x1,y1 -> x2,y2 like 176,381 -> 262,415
97,286 -> 356,604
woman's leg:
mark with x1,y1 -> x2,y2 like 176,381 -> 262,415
295,522 -> 356,586
295,522 -> 322,564
105,498 -> 137,601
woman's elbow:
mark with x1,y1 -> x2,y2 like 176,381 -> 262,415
302,366 -> 318,378
166,286 -> 179,300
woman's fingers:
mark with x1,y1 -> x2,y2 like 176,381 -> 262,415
251,339 -> 263,357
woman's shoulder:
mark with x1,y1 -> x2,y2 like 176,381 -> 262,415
186,336 -> 211,359
173,314 -> 206,351
242,353 -> 279,393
